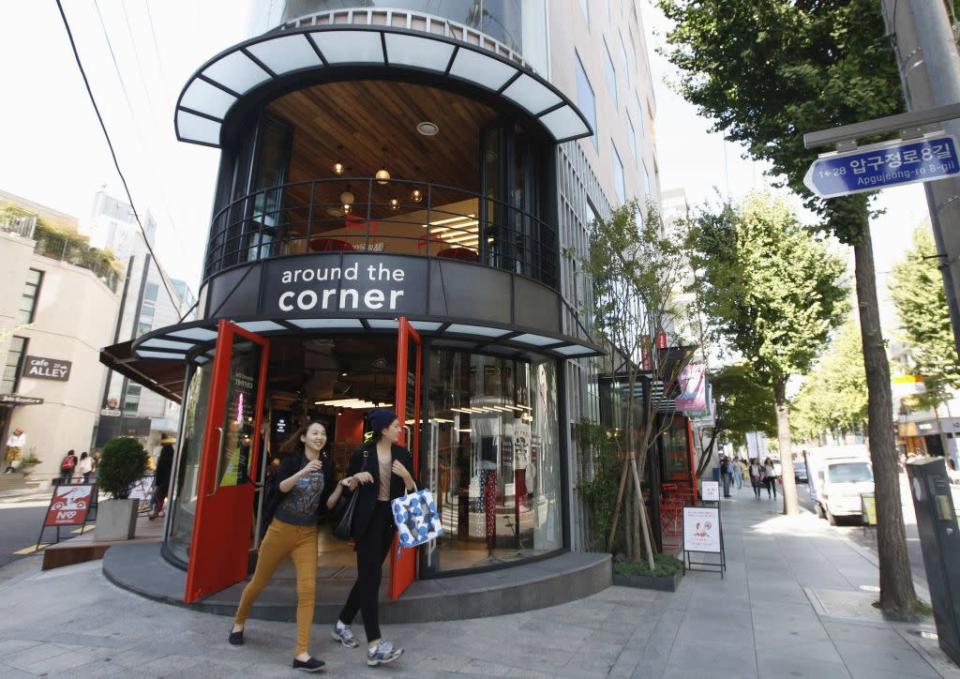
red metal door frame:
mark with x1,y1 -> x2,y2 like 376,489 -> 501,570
184,319 -> 270,603
389,316 -> 421,600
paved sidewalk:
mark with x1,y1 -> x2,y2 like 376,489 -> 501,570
0,485 -> 957,678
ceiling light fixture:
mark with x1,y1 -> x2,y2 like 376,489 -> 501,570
417,121 -> 439,136
333,162 -> 344,176
389,198 -> 400,210
410,189 -> 423,203
375,168 -> 390,184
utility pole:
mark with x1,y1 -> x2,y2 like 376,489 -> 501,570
881,0 -> 960,357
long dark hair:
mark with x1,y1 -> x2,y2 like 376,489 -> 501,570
279,420 -> 328,458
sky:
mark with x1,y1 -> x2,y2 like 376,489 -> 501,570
0,1 -> 933,336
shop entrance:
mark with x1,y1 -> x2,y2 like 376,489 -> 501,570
181,319 -> 423,604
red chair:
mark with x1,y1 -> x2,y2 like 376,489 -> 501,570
309,237 -> 354,252
436,247 -> 478,262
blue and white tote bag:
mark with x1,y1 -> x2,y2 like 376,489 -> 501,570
391,485 -> 443,548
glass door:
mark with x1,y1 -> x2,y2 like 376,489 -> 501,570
184,320 -> 270,603
389,317 -> 422,600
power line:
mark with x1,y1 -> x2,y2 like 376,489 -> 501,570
54,0 -> 182,318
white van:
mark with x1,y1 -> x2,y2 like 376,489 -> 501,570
806,446 -> 874,524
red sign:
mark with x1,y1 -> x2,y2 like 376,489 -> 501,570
44,484 -> 94,526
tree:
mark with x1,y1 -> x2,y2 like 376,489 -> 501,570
659,0 -> 919,618
580,200 -> 689,570
711,364 -> 777,450
890,228 -> 960,408
792,317 -> 869,442
689,193 -> 847,514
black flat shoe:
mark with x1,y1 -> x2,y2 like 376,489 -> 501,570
292,657 -> 325,672
228,629 -> 244,646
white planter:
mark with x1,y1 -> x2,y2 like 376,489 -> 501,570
94,498 -> 138,541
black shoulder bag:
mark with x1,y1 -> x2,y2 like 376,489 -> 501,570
333,449 -> 367,540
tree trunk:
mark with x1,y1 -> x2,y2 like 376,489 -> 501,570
852,232 -> 918,619
606,453 -> 631,552
773,380 -> 799,515
630,455 -> 656,572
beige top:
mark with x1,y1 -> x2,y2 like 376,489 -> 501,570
377,452 -> 391,501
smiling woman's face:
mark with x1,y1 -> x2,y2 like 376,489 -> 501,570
302,422 -> 327,452
382,419 -> 402,444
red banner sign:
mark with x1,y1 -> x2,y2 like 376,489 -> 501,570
44,484 -> 94,527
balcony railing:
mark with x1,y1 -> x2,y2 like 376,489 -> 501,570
204,178 -> 557,288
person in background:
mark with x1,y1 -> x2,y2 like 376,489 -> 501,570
3,427 -> 26,473
763,457 -> 778,500
732,455 -> 744,490
91,451 -> 101,482
149,435 -> 175,520
76,452 -> 93,483
59,450 -> 77,485
749,458 -> 763,499
720,456 -> 732,498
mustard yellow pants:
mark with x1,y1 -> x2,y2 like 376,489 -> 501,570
234,519 -> 318,655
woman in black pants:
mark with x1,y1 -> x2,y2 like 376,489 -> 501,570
331,409 -> 415,667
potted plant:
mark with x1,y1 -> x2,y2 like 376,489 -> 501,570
612,552 -> 685,592
18,453 -> 41,475
93,437 -> 148,541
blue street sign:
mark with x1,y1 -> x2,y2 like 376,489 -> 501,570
804,134 -> 960,199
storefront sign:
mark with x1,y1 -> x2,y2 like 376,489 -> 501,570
0,394 -> 44,405
676,364 -> 706,413
262,255 -> 428,317
683,506 -> 721,553
44,484 -> 94,526
702,481 -> 720,502
23,355 -> 72,381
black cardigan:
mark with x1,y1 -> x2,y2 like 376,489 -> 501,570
263,451 -> 335,529
344,440 -> 415,540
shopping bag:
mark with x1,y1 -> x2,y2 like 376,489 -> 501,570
391,486 -> 443,548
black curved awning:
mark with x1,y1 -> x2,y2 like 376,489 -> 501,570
175,25 -> 593,147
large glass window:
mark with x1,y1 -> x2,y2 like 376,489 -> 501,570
627,115 -> 638,162
603,40 -> 618,109
17,269 -> 42,325
421,350 -> 562,574
619,33 -> 630,90
2,336 -> 27,394
166,360 -> 215,564
612,143 -> 626,204
575,53 -> 598,150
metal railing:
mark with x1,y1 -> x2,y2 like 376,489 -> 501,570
204,177 -> 558,288
1,220 -> 121,293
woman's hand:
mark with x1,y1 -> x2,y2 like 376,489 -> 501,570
354,471 -> 375,485
301,459 -> 323,476
340,476 -> 359,491
392,460 -> 414,487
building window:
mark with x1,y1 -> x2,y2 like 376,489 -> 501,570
136,321 -> 153,337
636,93 -> 646,139
575,53 -> 598,149
2,336 -> 27,394
619,34 -> 630,90
17,269 -> 43,325
603,41 -> 618,108
578,0 -> 589,24
612,143 -> 626,204
641,160 -> 652,200
123,384 -> 141,413
144,282 -> 159,302
627,115 -> 638,162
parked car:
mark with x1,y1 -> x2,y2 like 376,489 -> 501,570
807,446 -> 874,524
794,460 -> 808,483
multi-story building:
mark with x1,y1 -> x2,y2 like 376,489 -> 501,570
0,192 -> 120,484
103,0 -> 664,611
84,190 -> 196,448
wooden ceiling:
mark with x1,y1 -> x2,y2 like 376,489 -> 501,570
268,80 -> 497,191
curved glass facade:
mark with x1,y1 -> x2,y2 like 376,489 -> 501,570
280,1 -> 523,54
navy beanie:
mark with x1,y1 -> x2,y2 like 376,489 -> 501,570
368,408 -> 398,435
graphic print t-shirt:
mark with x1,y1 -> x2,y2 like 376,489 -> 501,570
274,455 -> 326,526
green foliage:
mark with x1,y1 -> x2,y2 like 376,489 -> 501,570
573,420 -> 623,553
688,193 -> 848,388
97,437 -> 149,499
658,0 -> 903,245
711,363 -> 777,448
614,552 -> 684,578
890,228 -> 960,407
791,317 -> 868,441
19,453 -> 42,466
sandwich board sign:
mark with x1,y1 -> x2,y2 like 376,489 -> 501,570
682,505 -> 725,577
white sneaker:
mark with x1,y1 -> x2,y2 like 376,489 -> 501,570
366,639 -> 403,667
331,621 -> 359,649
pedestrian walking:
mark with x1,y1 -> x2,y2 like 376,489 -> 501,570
3,427 -> 25,473
720,456 -> 732,497
764,457 -> 778,499
332,408 -> 415,667
732,456 -> 743,490
229,421 -> 336,672
148,436 -> 175,520
59,450 -> 77,485
76,452 -> 93,483
749,458 -> 763,499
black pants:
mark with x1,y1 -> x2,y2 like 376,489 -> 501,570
765,477 -> 777,498
339,501 -> 395,642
